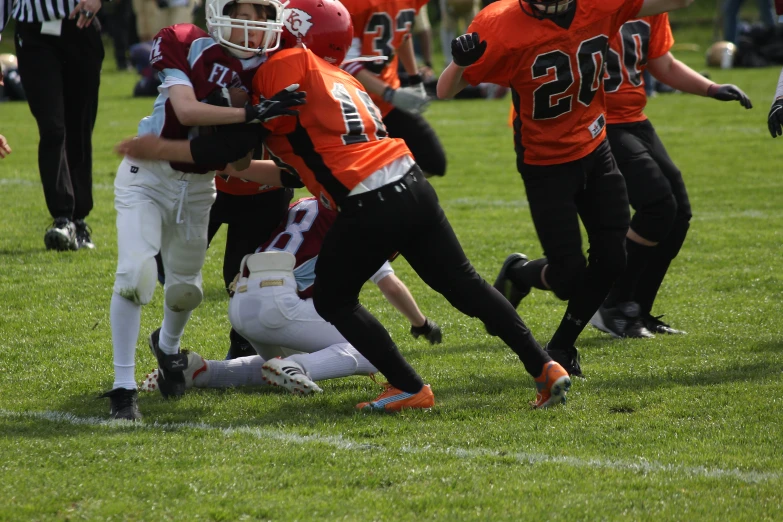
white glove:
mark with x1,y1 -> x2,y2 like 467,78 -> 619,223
383,86 -> 430,114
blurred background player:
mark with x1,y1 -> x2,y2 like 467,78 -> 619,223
437,0 -> 694,377
591,13 -> 751,338
103,0 -> 304,421
141,196 -> 442,396
341,0 -> 447,178
117,0 -> 572,412
768,0 -> 783,137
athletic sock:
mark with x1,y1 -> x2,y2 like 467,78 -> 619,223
510,257 -> 550,291
158,306 -> 192,355
111,293 -> 142,390
604,238 -> 653,308
200,355 -> 266,388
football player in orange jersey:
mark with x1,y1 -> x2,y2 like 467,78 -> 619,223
437,0 -> 694,377
590,14 -> 750,338
117,0 -> 573,412
340,0 -> 447,178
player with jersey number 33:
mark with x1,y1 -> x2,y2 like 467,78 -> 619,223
437,0 -> 696,378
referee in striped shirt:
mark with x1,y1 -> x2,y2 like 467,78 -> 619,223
1,0 -> 104,250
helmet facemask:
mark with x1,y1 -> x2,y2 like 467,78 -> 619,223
207,0 -> 288,58
520,0 -> 576,20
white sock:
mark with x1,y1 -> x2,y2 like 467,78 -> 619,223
158,306 -> 192,355
289,343 -> 377,381
111,293 -> 142,390
199,355 -> 267,388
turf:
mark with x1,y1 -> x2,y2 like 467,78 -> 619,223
1,27 -> 782,522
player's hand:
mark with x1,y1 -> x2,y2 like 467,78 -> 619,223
410,318 -> 442,345
69,0 -> 102,28
0,135 -> 11,159
707,84 -> 752,109
114,135 -> 166,160
383,85 -> 430,114
768,99 -> 783,138
451,32 -> 486,67
245,83 -> 306,123
408,74 -> 427,98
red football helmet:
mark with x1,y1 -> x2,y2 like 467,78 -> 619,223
278,0 -> 353,65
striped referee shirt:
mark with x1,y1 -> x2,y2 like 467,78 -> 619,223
0,0 -> 81,32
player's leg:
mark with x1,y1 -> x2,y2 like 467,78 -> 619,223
312,191 -> 431,407
594,122 -> 678,338
154,179 -> 215,396
104,159 -> 165,419
383,109 -> 447,177
632,120 -> 692,334
570,141 -> 633,344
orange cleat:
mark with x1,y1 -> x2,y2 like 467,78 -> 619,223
356,383 -> 435,412
531,361 -> 571,409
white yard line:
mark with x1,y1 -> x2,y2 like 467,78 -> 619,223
1,409 -> 778,483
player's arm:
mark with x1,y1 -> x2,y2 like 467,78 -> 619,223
768,68 -> 783,138
647,52 -> 752,108
0,135 -> 10,159
375,272 -> 442,344
167,84 -> 248,126
436,33 -> 486,99
636,0 -> 694,18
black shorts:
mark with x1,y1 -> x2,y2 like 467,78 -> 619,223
606,119 -> 691,231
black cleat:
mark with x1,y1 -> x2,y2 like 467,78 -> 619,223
642,313 -> 686,335
590,302 -> 654,339
148,328 -> 189,398
410,318 -> 443,345
493,253 -> 531,309
100,387 -> 142,420
73,219 -> 95,250
225,328 -> 257,359
545,344 -> 584,379
44,217 -> 78,251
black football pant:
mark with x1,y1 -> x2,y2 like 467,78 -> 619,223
15,19 -> 104,222
516,139 -> 630,351
312,165 -> 549,394
383,109 -> 447,177
207,187 -> 293,290
606,120 -> 692,314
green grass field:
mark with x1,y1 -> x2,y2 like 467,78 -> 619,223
1,26 -> 783,521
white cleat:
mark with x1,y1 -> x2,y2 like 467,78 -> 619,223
139,351 -> 208,392
261,357 -> 323,395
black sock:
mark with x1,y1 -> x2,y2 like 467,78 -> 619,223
605,239 -> 653,308
509,257 -> 550,290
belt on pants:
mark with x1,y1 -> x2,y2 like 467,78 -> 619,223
338,164 -> 423,212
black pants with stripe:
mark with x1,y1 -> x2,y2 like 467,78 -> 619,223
15,19 -> 104,222
312,166 -> 549,394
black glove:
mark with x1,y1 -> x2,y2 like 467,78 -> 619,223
768,99 -> 783,138
245,83 -> 306,123
707,84 -> 752,109
451,32 -> 487,67
410,318 -> 442,345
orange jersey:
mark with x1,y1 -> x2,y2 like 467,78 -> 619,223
463,0 -> 643,165
605,14 -> 674,124
252,47 -> 411,209
341,0 -> 428,116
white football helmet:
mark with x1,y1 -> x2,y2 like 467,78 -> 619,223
206,0 -> 286,58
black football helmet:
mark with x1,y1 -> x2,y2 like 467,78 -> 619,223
519,0 -> 576,19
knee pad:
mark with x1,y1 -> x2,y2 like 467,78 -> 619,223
630,194 -> 678,243
114,256 -> 158,305
546,255 -> 587,301
165,283 -> 203,312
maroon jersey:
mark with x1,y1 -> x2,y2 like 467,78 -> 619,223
258,197 -> 336,298
138,24 -> 264,174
